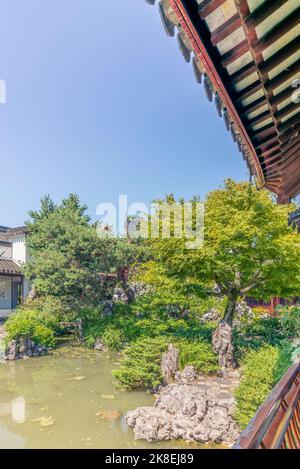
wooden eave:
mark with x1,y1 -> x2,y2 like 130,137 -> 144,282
144,0 -> 300,202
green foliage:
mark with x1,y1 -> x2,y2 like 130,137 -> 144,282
277,305 -> 300,339
178,340 -> 219,375
274,340 -> 294,383
84,303 -> 217,353
25,195 -> 104,309
25,195 -> 147,312
138,180 -> 300,325
5,309 -> 55,347
234,317 -> 279,363
234,307 -> 300,364
20,297 -> 66,333
112,334 -> 218,390
112,336 -> 170,390
234,343 -> 293,429
101,326 -> 125,351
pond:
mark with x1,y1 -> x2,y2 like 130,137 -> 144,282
0,342 -> 208,449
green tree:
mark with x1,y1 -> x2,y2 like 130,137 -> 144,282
25,194 -> 105,309
139,180 -> 300,325
25,195 -> 149,311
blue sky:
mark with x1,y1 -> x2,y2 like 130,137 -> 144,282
0,0 -> 249,227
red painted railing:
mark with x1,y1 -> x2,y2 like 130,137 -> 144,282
233,363 -> 300,449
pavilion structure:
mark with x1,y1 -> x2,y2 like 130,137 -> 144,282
144,0 -> 300,203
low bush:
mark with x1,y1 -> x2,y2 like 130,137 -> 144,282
84,303 -> 216,351
18,296 -> 66,334
5,309 -> 55,348
277,305 -> 300,339
112,336 -> 170,390
101,326 -> 125,351
178,340 -> 219,375
113,335 -> 218,390
233,316 -> 283,364
234,342 -> 293,429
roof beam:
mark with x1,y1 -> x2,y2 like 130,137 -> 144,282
230,62 -> 257,85
198,0 -> 228,19
221,39 -> 249,67
251,122 -> 276,139
252,8 -> 300,54
264,152 -> 282,164
211,13 -> 241,45
237,80 -> 263,102
260,142 -> 281,157
244,0 -> 290,29
248,109 -> 271,127
278,112 -> 300,134
270,86 -> 297,108
259,36 -> 300,75
255,133 -> 279,150
242,96 -> 267,116
274,102 -> 300,123
265,60 -> 300,93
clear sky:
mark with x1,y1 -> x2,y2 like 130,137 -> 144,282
0,0 -> 249,227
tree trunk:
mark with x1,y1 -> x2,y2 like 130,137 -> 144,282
223,295 -> 237,326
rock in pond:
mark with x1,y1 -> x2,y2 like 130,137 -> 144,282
5,335 -> 50,361
126,367 -> 240,446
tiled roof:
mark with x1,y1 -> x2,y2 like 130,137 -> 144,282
0,259 -> 23,275
0,233 -> 11,242
0,226 -> 27,241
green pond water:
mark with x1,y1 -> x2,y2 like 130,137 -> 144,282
0,343 -> 209,449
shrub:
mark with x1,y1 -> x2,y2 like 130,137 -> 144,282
19,296 -> 65,333
83,304 -> 217,351
113,335 -> 219,390
5,310 -> 55,348
234,343 -> 293,429
178,340 -> 219,375
252,307 -> 270,317
101,326 -> 125,351
31,323 -> 56,347
112,336 -> 170,390
233,316 -> 283,364
277,305 -> 300,339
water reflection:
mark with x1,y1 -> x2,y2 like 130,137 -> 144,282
0,345 -> 207,449
0,396 -> 26,423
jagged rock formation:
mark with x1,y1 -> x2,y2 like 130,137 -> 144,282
4,335 -> 50,360
201,308 -> 221,322
112,282 -> 149,304
126,369 -> 240,446
212,322 -> 236,375
233,301 -> 254,327
94,338 -> 106,351
161,345 -> 179,384
174,365 -> 198,384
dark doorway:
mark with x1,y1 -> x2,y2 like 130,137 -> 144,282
11,277 -> 23,309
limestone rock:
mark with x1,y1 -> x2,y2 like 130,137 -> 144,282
212,322 -> 235,375
161,345 -> 179,384
94,338 -> 106,351
5,335 -> 50,361
102,301 -> 115,317
6,339 -> 18,360
175,366 -> 198,384
233,302 -> 254,327
201,308 -> 221,322
126,377 -> 240,445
